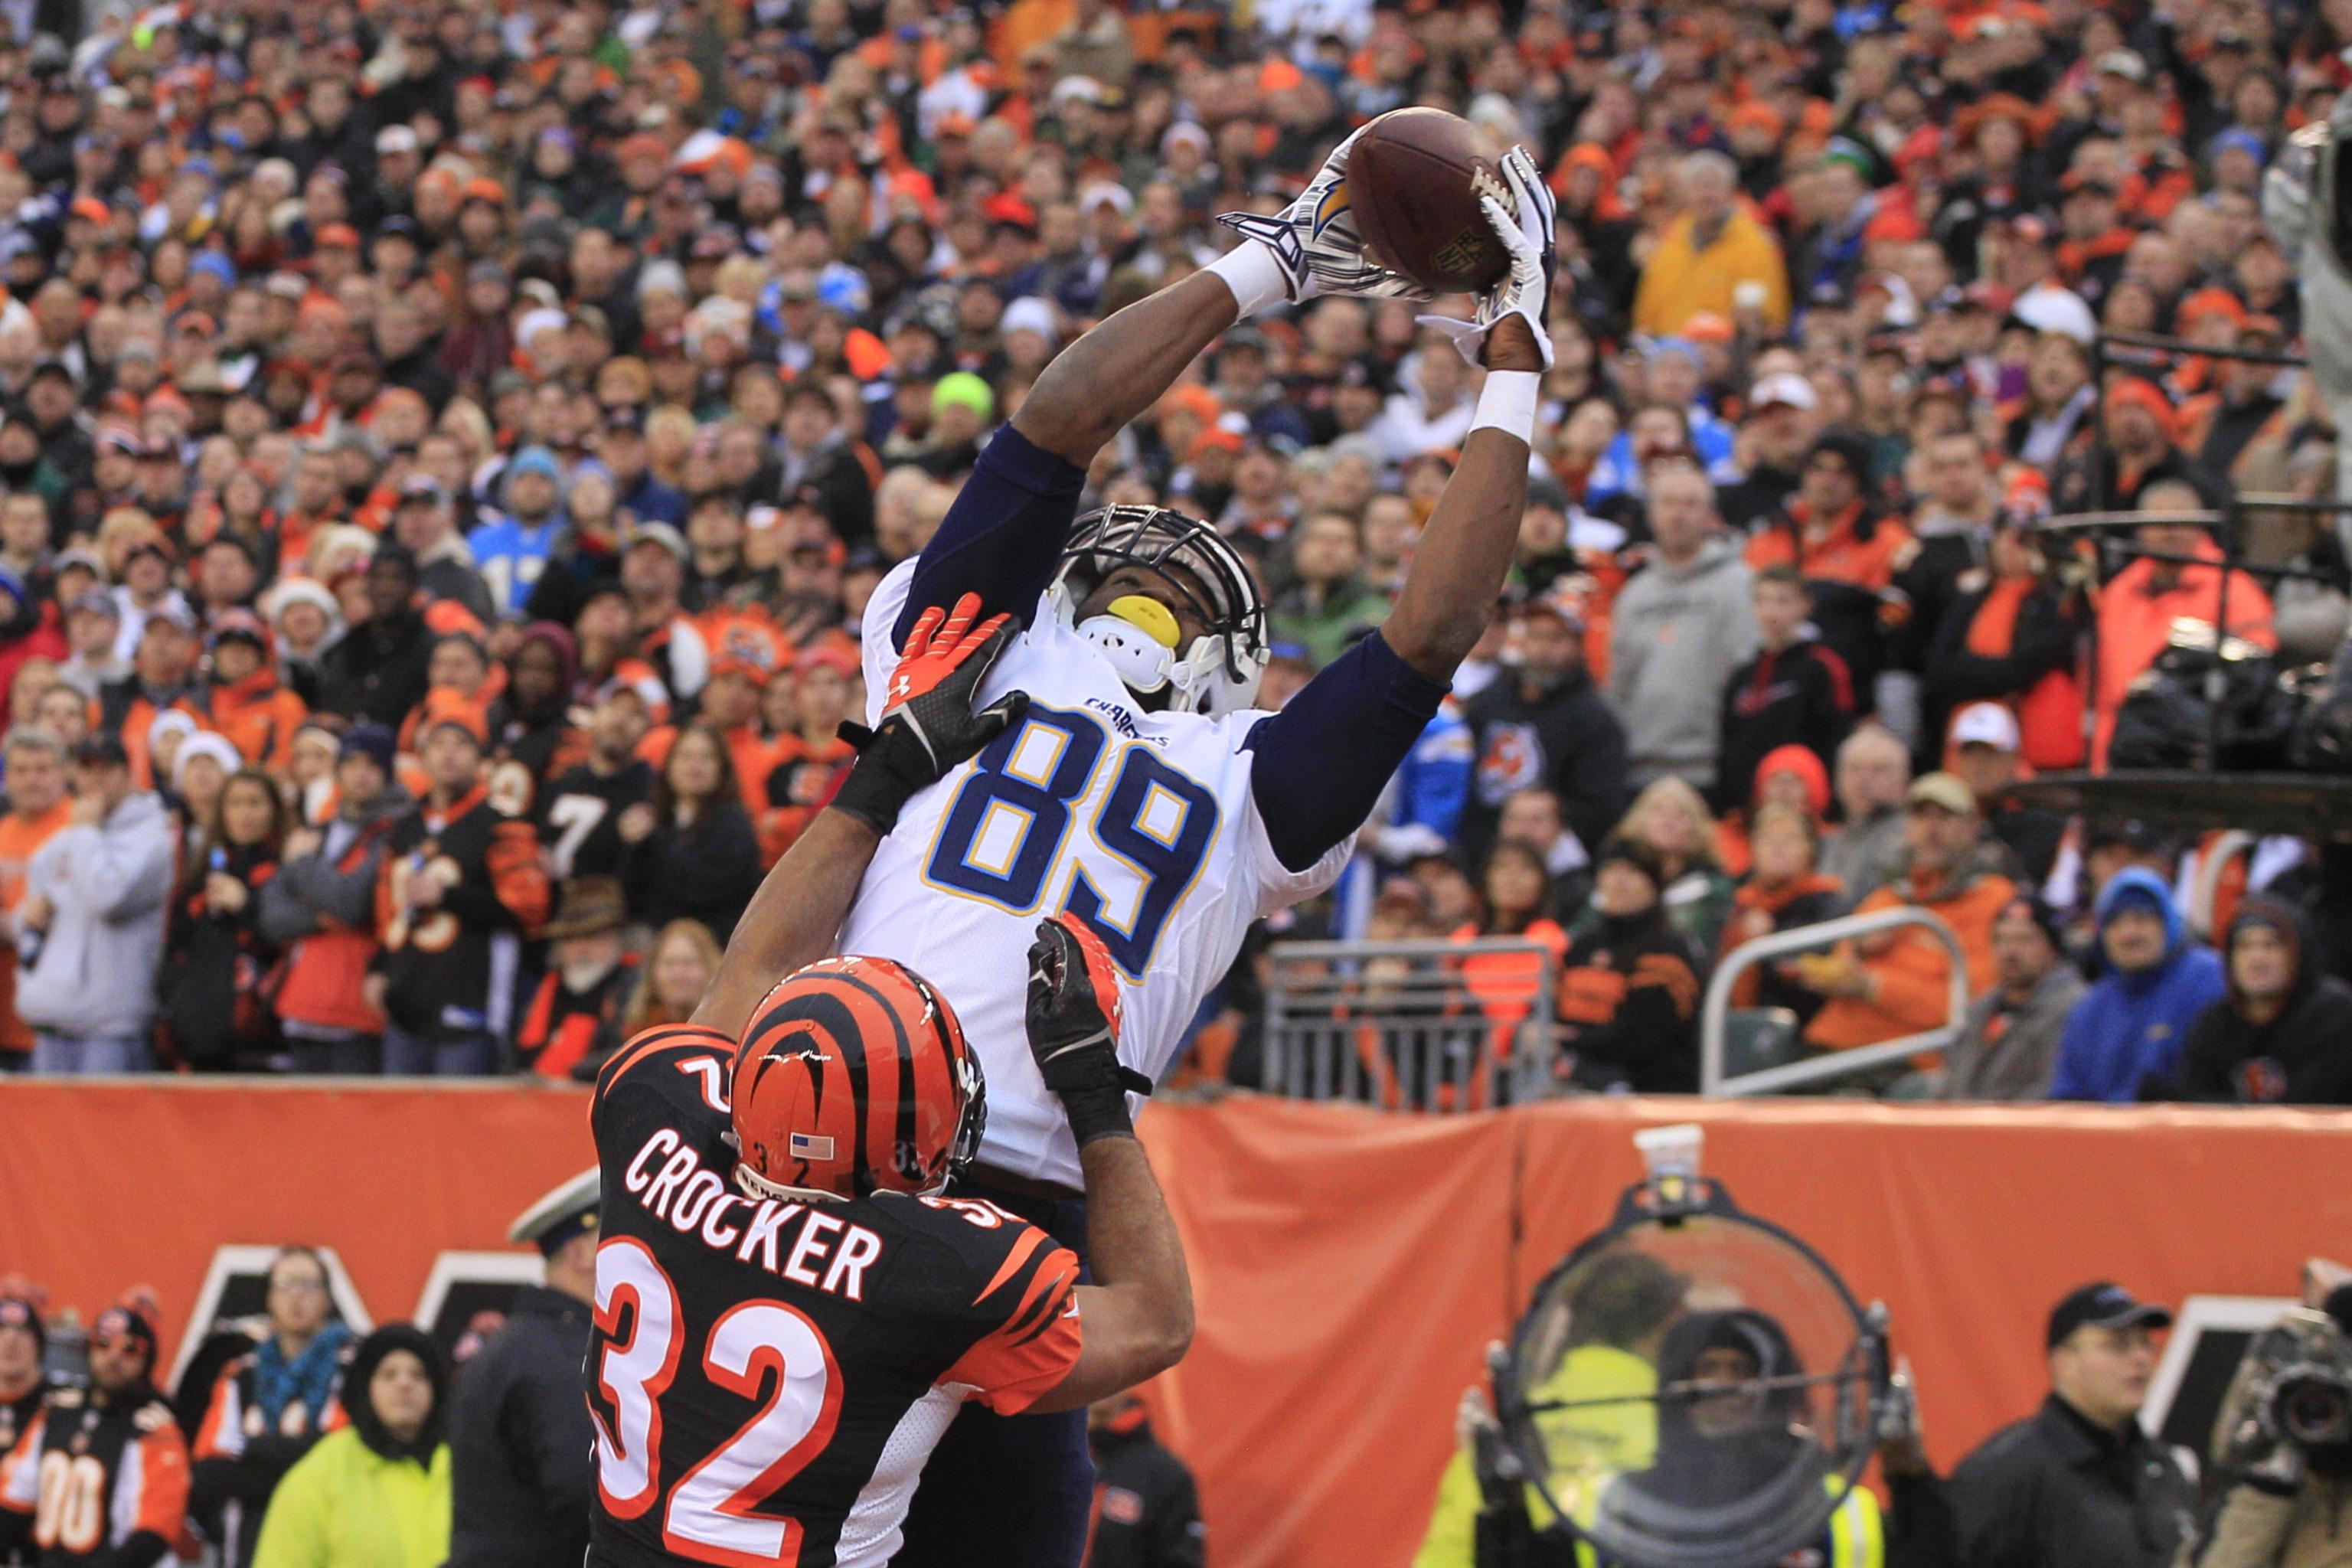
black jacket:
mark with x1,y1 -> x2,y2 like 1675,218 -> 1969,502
619,800 -> 763,946
1459,668 -> 1629,867
316,609 -> 436,727
1713,640 -> 1855,814
446,1285 -> 594,1568
1557,905 -> 1703,1094
1920,580 -> 2081,758
1946,1394 -> 2195,1568
2173,899 -> 2352,1106
1086,1416 -> 1206,1568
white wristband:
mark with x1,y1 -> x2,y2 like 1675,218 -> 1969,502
1205,242 -> 1291,319
1469,370 -> 1540,442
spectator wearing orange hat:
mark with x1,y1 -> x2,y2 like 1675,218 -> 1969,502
395,635 -> 500,758
203,609 -> 309,770
696,616 -> 787,816
2063,376 -> 2223,516
1548,144 -> 1638,317
2179,317 -> 2296,495
1632,149 -> 1791,339
2092,479 -> 2276,768
757,645 -> 858,866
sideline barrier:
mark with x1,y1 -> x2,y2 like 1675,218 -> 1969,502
4,1083 -> 2350,1568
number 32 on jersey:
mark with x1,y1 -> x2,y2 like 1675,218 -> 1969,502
922,704 -> 1217,976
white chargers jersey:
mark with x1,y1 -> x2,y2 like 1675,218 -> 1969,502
843,560 -> 1351,1187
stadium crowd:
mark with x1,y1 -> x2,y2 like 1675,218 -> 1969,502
0,0 -> 2334,1111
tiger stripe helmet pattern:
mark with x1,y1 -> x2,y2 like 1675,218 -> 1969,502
731,954 -> 985,1201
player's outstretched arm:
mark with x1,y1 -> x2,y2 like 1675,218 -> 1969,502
1244,152 -> 1556,873
1019,916 -> 1194,1413
1382,150 -> 1556,680
694,596 -> 1024,1037
893,136 -> 1416,642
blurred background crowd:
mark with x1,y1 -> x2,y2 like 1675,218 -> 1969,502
0,0 -> 2341,1108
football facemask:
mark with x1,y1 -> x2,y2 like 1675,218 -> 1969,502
1050,505 -> 1269,718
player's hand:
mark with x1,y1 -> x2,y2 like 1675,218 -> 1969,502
1217,126 -> 1432,305
1025,913 -> 1150,1147
1418,145 -> 1557,369
828,593 -> 1027,834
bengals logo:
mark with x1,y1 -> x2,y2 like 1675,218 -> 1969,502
1475,723 -> 1544,807
2236,1057 -> 2288,1102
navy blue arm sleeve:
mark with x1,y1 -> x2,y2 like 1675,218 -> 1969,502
1245,630 -> 1452,872
893,423 -> 1088,646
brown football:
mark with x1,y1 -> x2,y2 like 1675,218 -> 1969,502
1341,108 -> 1509,295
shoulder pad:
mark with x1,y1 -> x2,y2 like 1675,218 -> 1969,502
134,1402 -> 174,1432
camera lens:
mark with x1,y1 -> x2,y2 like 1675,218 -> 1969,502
2278,1375 -> 2352,1447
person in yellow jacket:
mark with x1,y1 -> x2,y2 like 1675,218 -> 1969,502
1632,151 -> 1792,340
1586,1309 -> 1881,1568
252,1324 -> 449,1568
1416,1253 -> 1684,1566
1419,1298 -> 1887,1568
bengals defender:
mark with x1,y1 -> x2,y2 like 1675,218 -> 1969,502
583,594 -> 1191,1568
0,1303 -> 191,1568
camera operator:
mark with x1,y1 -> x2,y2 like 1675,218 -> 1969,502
2199,1261 -> 2352,1568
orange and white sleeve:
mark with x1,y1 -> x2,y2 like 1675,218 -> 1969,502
0,1413 -> 41,1513
936,1226 -> 1084,1416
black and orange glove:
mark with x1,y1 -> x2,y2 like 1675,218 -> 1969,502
830,593 -> 1027,834
1026,913 -> 1151,1146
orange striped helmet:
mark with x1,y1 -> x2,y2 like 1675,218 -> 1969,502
731,955 -> 984,1200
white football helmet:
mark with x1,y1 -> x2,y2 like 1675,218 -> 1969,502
1049,505 -> 1269,717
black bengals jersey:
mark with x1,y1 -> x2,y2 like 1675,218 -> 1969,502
0,1385 -> 191,1565
585,1025 -> 1084,1568
540,759 -> 655,880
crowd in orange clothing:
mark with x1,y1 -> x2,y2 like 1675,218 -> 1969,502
0,0 -> 2337,1110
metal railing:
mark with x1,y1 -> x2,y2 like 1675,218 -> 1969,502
1259,937 -> 1559,1109
1700,908 -> 1968,1096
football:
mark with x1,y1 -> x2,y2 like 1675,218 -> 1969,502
1342,107 -> 1511,295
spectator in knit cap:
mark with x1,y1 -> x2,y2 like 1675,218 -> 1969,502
1556,836 -> 1703,1095
2171,900 -> 2352,1105
317,544 -> 436,729
2052,867 -> 2226,1103
1938,893 -> 2086,1101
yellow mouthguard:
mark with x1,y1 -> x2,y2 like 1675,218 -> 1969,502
1106,594 -> 1181,648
